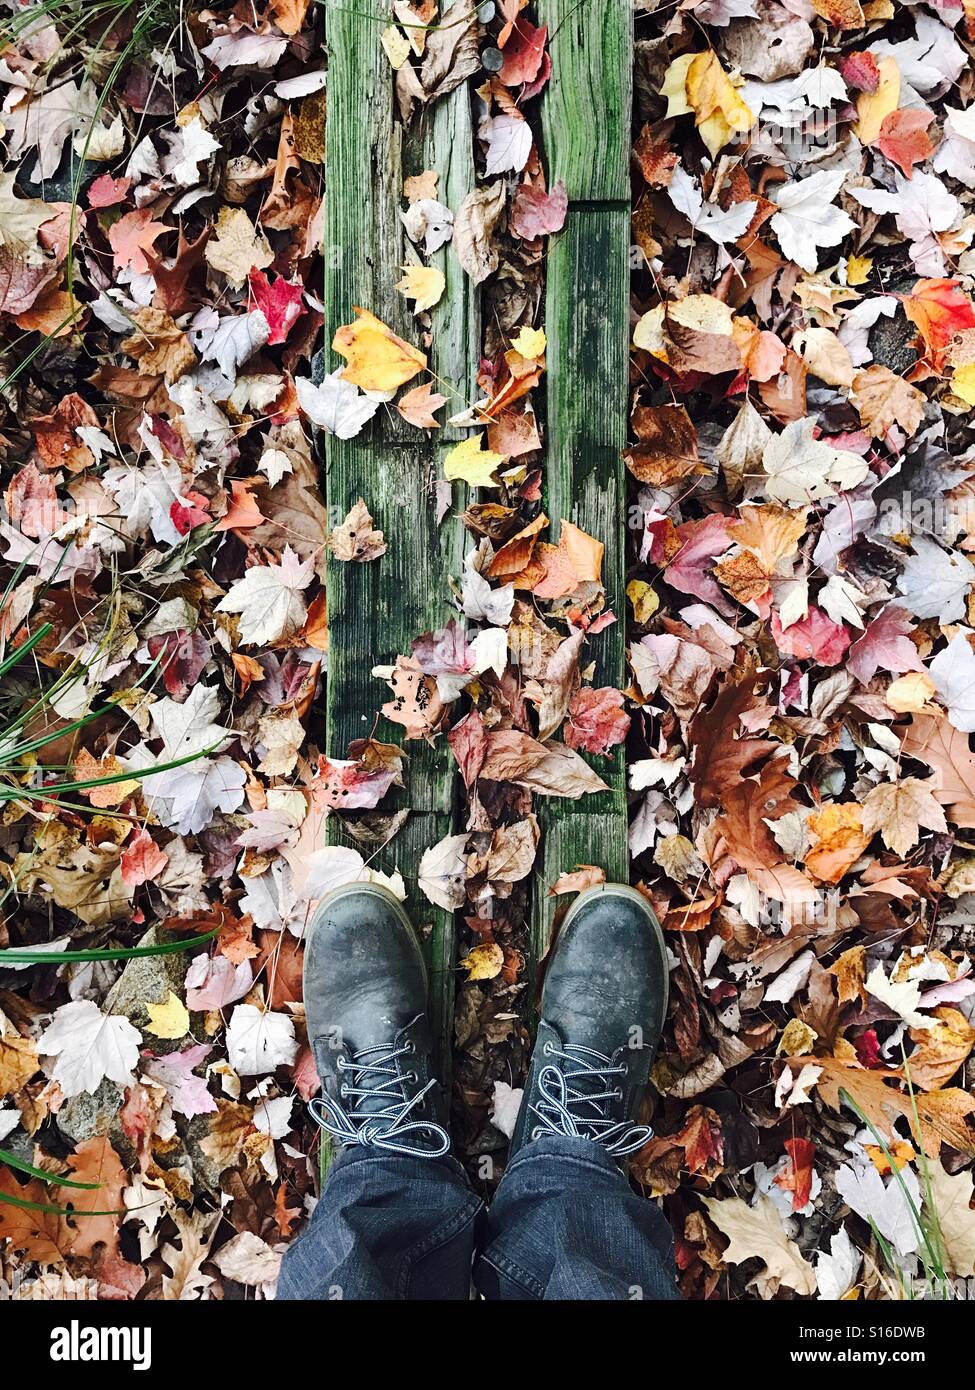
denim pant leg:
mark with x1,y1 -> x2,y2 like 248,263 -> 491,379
277,1147 -> 483,1300
473,1134 -> 680,1300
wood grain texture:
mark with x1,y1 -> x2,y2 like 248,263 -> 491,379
322,5 -> 475,1074
537,0 -> 632,203
531,0 -> 632,967
419,67 -> 479,440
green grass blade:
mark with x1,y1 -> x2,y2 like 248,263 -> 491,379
0,624 -> 53,681
0,1189 -> 125,1217
0,1148 -> 101,1188
0,926 -> 219,964
0,744 -> 224,802
839,1085 -> 949,1295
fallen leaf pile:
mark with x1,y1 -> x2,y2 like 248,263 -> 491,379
1,0 -> 975,1305
0,0 -> 328,1298
621,0 -> 975,1300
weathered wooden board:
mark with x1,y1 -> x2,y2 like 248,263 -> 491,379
322,5 -> 476,1075
322,0 -> 631,1050
538,0 -> 632,203
531,3 -> 633,969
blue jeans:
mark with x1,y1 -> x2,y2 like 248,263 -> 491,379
277,1133 -> 679,1301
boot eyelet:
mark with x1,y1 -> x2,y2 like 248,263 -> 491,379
405,1070 -> 418,1083
531,1126 -> 543,1140
339,1084 -> 349,1098
614,1087 -> 623,1100
336,1058 -> 347,1072
405,1041 -> 415,1054
542,1042 -> 553,1056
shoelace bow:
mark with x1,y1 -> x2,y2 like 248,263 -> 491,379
530,1042 -> 653,1157
308,1041 -> 450,1158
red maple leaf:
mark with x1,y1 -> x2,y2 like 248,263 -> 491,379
564,686 -> 630,756
774,1137 -> 816,1211
248,268 -> 306,345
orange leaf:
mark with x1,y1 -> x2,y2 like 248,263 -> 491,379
774,1137 -> 816,1211
214,479 -> 267,533
31,393 -> 99,473
108,208 -> 168,274
527,520 -> 603,599
397,381 -> 447,429
232,651 -> 266,695
332,307 -> 426,392
120,828 -> 169,888
812,0 -> 865,26
899,278 -> 975,373
875,107 -> 936,177
55,1137 -> 126,1260
674,1105 -> 725,1175
0,1169 -> 66,1264
808,1054 -> 975,1157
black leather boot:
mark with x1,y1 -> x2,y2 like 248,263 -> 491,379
510,883 -> 670,1161
303,882 -> 450,1157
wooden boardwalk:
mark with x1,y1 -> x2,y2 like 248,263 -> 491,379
532,0 -> 632,977
322,0 -> 632,1079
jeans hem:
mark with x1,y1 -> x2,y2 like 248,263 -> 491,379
502,1135 -> 626,1184
396,1199 -> 482,1298
475,1251 -> 545,1299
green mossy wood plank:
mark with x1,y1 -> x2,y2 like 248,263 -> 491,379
537,0 -> 632,204
531,6 -> 633,970
322,4 -> 475,1075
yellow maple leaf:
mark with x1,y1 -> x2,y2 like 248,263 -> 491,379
677,51 -> 755,158
661,53 -> 694,117
627,578 -> 659,624
395,264 -> 445,313
332,307 -> 427,392
952,363 -> 975,405
811,0 -> 865,27
443,433 -> 504,487
854,56 -> 900,144
846,254 -> 872,286
510,326 -> 546,359
145,990 -> 190,1040
380,25 -> 410,69
204,207 -> 273,289
886,671 -> 936,712
633,294 -> 735,360
460,942 -> 504,981
776,1018 -> 817,1057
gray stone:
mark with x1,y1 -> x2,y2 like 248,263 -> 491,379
17,149 -> 108,204
869,308 -> 919,376
58,1077 -> 124,1144
105,926 -> 198,1056
179,1112 -> 225,1194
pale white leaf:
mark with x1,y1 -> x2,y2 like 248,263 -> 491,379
490,1081 -> 524,1140
816,1226 -> 862,1300
225,1004 -> 297,1075
38,1000 -> 141,1097
211,1231 -> 281,1294
865,963 -> 935,1029
148,684 -> 231,761
897,538 -> 975,623
769,168 -> 856,273
295,371 -> 381,439
202,30 -> 289,70
835,1161 -> 921,1259
930,632 -> 975,732
417,833 -> 469,909
479,113 -> 532,176
215,545 -> 315,645
762,417 -> 868,506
